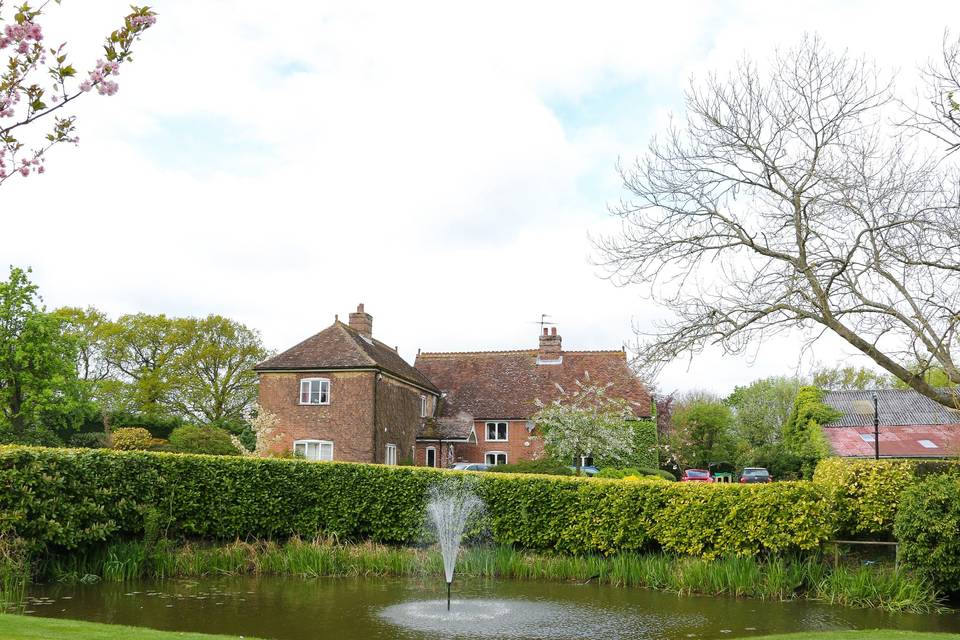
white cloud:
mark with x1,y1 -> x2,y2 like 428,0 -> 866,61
2,0 -> 958,396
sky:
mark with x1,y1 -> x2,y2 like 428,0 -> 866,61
3,0 -> 959,396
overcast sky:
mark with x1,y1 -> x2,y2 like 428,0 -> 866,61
3,1 -> 958,396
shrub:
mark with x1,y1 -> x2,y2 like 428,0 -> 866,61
895,474 -> 960,593
813,457 -> 960,538
110,428 -> 154,451
486,458 -> 573,475
782,387 -> 839,478
68,433 -> 108,449
168,426 -> 237,456
596,467 -> 675,481
0,446 -> 837,557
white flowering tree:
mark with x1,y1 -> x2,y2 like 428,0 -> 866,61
533,373 -> 637,475
231,403 -> 283,457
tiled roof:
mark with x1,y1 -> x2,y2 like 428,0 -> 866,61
823,389 -> 960,427
414,349 -> 652,420
255,322 -> 438,392
417,413 -> 476,441
824,425 -> 960,458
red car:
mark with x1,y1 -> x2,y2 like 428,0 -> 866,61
681,469 -> 714,482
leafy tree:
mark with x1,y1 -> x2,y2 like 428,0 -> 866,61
533,374 -> 638,475
0,3 -> 156,185
597,36 -> 960,409
168,425 -> 237,456
726,376 -> 800,449
0,267 -> 86,443
782,386 -> 841,478
810,365 -> 891,391
169,315 -> 269,426
667,392 -> 735,469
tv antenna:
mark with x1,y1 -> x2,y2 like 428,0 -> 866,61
529,314 -> 555,332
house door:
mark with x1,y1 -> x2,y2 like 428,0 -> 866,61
426,447 -> 436,468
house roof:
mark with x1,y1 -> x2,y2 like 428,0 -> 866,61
417,413 -> 476,441
414,349 -> 652,420
823,389 -> 960,428
823,425 -> 960,458
255,322 -> 438,393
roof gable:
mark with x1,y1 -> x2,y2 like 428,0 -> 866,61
256,322 -> 437,392
415,349 -> 651,420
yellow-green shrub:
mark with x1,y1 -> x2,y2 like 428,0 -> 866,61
0,446 -> 836,557
813,457 -> 960,537
110,428 -> 154,451
894,475 -> 960,593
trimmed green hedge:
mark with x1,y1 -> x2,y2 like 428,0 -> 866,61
813,457 -> 960,537
0,446 -> 835,558
895,475 -> 960,593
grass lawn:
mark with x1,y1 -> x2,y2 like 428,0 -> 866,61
0,616 -> 958,640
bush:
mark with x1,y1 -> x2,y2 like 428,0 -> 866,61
813,457 -> 960,538
486,458 -> 573,475
68,432 -> 108,449
894,474 -> 960,593
108,412 -> 184,440
168,426 -> 237,456
110,428 -> 154,451
596,467 -> 675,481
0,446 -> 837,558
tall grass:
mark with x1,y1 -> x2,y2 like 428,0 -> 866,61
0,534 -> 29,614
40,539 -> 945,614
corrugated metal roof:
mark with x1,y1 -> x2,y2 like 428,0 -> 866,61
824,389 -> 960,428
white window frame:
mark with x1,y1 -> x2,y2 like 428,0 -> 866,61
293,439 -> 333,462
485,451 -> 508,465
385,443 -> 398,465
918,439 -> 938,449
425,446 -> 437,468
420,395 -> 428,418
485,421 -> 508,442
580,455 -> 594,468
299,378 -> 330,405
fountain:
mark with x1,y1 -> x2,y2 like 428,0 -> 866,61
425,481 -> 484,611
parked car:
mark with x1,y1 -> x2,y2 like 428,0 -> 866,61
739,467 -> 772,483
680,469 -> 714,482
450,462 -> 490,472
568,465 -> 600,476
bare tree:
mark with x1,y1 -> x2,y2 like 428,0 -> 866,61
596,36 -> 960,408
901,31 -> 960,154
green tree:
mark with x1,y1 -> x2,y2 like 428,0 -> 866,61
668,392 -> 735,469
533,374 -> 638,475
0,267 -> 86,443
169,315 -> 270,426
782,386 -> 841,478
810,365 -> 891,391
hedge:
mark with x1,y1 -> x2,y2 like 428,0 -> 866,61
0,446 -> 836,558
894,475 -> 960,593
813,457 -> 960,537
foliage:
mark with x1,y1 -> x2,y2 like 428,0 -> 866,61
167,425 -> 237,456
810,366 -> 892,391
813,458 -> 916,537
782,387 -> 839,479
595,466 -> 675,481
622,418 -> 658,469
108,410 -> 184,440
486,458 -> 573,475
0,2 -> 156,185
0,267 -> 87,444
895,475 -> 960,593
667,392 -> 736,470
68,432 -> 108,449
0,446 -> 835,559
110,427 -> 153,451
533,373 -> 639,474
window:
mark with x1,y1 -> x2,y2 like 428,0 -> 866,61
485,451 -> 507,465
299,378 -> 330,405
580,455 -> 594,468
420,395 -> 428,418
425,446 -> 437,468
859,434 -> 876,442
485,421 -> 508,442
293,439 -> 333,461
385,443 -> 398,465
918,439 -> 938,449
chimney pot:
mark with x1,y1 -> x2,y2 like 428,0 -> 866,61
543,327 -> 549,336
551,326 -> 557,336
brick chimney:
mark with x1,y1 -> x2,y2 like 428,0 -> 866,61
538,326 -> 562,362
348,303 -> 373,338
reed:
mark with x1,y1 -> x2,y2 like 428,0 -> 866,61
0,533 -> 29,613
39,539 -> 944,614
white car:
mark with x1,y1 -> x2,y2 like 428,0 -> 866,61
450,462 -> 491,472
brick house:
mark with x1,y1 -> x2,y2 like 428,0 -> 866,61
256,305 -> 652,467
413,327 -> 652,467
254,304 -> 440,464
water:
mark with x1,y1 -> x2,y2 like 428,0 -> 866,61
22,576 -> 960,639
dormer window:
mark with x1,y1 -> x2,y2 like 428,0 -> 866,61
299,378 -> 330,405
486,421 -> 508,442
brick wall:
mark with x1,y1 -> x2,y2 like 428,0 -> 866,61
258,370 -> 376,462
374,375 -> 426,465
415,419 -> 545,467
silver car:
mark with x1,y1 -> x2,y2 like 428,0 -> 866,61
450,462 -> 491,472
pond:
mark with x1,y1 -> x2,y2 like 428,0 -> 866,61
22,576 -> 960,640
